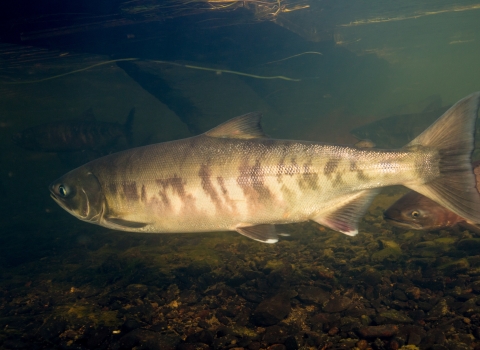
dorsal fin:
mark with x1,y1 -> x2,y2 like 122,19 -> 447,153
205,112 -> 269,139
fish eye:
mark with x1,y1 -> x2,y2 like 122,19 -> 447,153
411,210 -> 420,218
58,184 -> 70,197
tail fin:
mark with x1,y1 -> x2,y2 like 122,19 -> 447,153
124,108 -> 135,147
406,92 -> 480,224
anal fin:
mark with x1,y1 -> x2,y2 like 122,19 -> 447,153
236,224 -> 279,243
312,189 -> 380,236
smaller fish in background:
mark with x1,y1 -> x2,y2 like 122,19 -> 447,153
384,161 -> 480,233
351,95 -> 449,149
13,108 -> 135,167
13,108 -> 135,153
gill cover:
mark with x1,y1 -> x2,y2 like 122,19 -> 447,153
49,168 -> 105,222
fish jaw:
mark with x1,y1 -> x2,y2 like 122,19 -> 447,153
50,192 -> 70,213
383,210 -> 427,230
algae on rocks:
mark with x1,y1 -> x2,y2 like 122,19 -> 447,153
371,240 -> 402,263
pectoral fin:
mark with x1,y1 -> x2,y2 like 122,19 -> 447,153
312,189 -> 380,236
104,217 -> 149,229
236,224 -> 279,243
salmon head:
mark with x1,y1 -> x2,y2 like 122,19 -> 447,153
383,190 -> 464,230
49,167 -> 105,223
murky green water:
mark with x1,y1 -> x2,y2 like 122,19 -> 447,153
1,1 -> 480,349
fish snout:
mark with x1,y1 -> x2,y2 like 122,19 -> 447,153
383,208 -> 398,221
383,207 -> 408,226
49,182 -> 57,198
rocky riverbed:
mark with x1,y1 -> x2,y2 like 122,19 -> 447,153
2,190 -> 480,350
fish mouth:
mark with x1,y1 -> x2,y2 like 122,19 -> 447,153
50,191 -> 90,221
50,192 -> 58,202
383,215 -> 423,230
50,192 -> 69,211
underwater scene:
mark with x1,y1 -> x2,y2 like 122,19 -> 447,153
1,1 -> 480,349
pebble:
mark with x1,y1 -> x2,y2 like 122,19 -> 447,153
117,329 -> 180,350
263,325 -> 288,344
296,286 -> 330,305
358,325 -> 399,338
248,342 -> 262,350
267,345 -> 286,350
185,330 -> 214,344
378,310 -> 413,324
405,286 -> 421,300
356,339 -> 368,350
428,299 -> 450,319
456,239 -> 480,253
327,326 -> 339,336
438,259 -> 470,275
392,289 -> 408,301
323,296 -> 352,313
424,329 -> 446,346
284,335 -> 298,350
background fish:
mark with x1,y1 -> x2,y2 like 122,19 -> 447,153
351,107 -> 450,149
49,93 -> 480,243
384,161 -> 480,233
13,108 -> 135,153
351,95 -> 449,148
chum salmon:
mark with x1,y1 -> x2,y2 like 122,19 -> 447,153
14,108 -> 134,153
50,93 -> 480,243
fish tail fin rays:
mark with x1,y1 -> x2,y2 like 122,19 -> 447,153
407,92 -> 480,224
124,108 -> 135,146
312,189 -> 380,235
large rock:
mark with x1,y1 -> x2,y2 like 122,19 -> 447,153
252,295 -> 291,326
297,286 -> 330,305
323,296 -> 352,313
